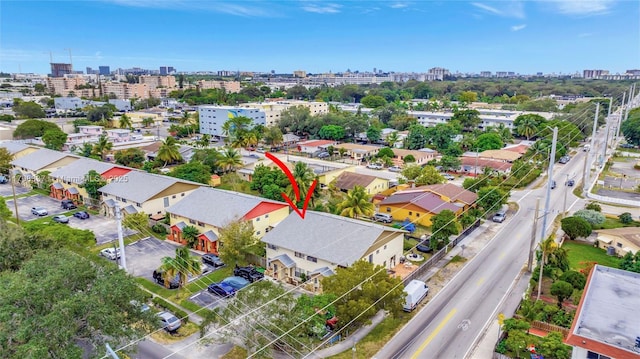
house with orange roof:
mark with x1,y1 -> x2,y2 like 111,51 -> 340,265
378,191 -> 463,226
333,171 -> 389,195
165,187 -> 289,254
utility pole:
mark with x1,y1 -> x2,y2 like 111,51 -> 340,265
602,97 -> 612,159
582,103 -> 600,196
540,127 -> 558,243
115,203 -> 127,270
105,343 -> 120,359
527,197 -> 541,273
563,173 -> 569,218
616,92 -> 626,140
10,173 -> 20,225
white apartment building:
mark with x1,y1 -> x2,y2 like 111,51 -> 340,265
198,106 -> 266,137
239,100 -> 328,127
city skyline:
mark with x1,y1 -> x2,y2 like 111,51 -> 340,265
1,0 -> 639,75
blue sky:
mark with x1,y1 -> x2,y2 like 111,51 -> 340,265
1,0 -> 638,75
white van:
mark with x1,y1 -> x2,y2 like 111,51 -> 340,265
403,280 -> 429,312
373,213 -> 393,223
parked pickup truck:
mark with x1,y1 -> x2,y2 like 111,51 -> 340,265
233,265 -> 264,283
403,279 -> 429,312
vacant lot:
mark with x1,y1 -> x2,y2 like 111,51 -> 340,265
562,241 -> 621,270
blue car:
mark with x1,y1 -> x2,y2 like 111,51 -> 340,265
207,282 -> 236,297
221,276 -> 250,290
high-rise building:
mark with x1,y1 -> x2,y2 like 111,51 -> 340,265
86,67 -> 94,75
99,66 -> 110,76
50,63 -> 73,77
159,66 -> 168,76
168,67 -> 175,74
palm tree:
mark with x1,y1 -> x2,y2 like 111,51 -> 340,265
386,131 -> 400,148
263,126 -> 283,148
157,137 -> 182,166
182,225 -> 200,248
159,247 -> 201,288
119,114 -> 133,129
285,162 -> 316,204
337,185 -> 374,219
517,116 -> 539,140
218,148 -> 243,173
196,134 -> 211,148
141,117 -> 155,128
537,236 -> 557,300
245,130 -> 259,149
179,112 -> 195,137
92,135 -> 113,160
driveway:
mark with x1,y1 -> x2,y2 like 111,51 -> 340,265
6,194 -> 67,221
69,214 -> 137,245
0,184 -> 29,197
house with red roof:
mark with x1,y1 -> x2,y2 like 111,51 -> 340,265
378,191 -> 463,226
297,140 -> 338,155
165,187 -> 289,254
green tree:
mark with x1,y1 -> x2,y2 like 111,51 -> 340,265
619,251 -> 640,273
78,142 -> 95,158
415,165 -> 445,186
72,118 -> 93,132
0,248 -> 154,358
114,148 -> 146,168
425,123 -> 458,151
618,212 -> 633,224
451,109 -> 481,131
573,209 -> 605,226
169,161 -> 212,184
250,165 -> 290,200
191,148 -> 221,173
182,225 -> 200,248
318,125 -> 345,140
621,113 -> 640,146
360,94 -> 388,108
474,132 -> 504,151
476,186 -> 509,212
122,212 -> 149,232
401,164 -> 422,181
92,134 -> 113,160
118,113 -> 133,129
218,148 -> 243,173
538,331 -> 571,359
386,131 -> 400,147
13,119 -> 61,139
403,154 -> 415,163
458,91 -> 478,104
559,270 -> 586,290
285,162 -> 317,206
514,113 -> 546,140
537,235 -> 558,300
377,147 -> 395,158
0,147 -> 14,174
561,216 -> 592,240
439,155 -> 461,172
13,101 -> 45,118
81,169 -> 107,202
159,247 -> 201,288
157,136 -> 183,166
217,220 -> 259,267
141,117 -> 155,128
406,124 -> 428,150
34,83 -> 47,94
278,105 -> 312,136
0,114 -> 15,122
366,126 -> 382,143
430,209 -> 459,247
585,202 -> 601,212
503,329 -> 529,358
337,185 -> 374,219
262,126 -> 283,148
322,260 -> 404,329
0,197 -> 13,220
550,280 -> 574,307
42,128 -> 68,151
518,98 -> 558,112
86,104 -> 116,122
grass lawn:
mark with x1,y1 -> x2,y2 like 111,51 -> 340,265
563,241 -> 621,270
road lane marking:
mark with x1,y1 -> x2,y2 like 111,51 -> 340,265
411,308 -> 457,359
477,277 -> 485,286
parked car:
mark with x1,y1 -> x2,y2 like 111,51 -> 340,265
207,282 -> 237,297
492,210 -> 507,223
233,265 -> 264,283
559,156 -> 570,164
366,163 -> 383,170
202,253 -> 225,267
52,215 -> 69,224
31,207 -> 48,216
442,174 -> 455,181
157,311 -> 181,332
566,179 -> 575,187
317,152 -> 330,159
73,211 -> 90,219
152,269 -> 180,289
373,213 -> 393,223
61,199 -> 77,210
416,241 -> 433,253
100,247 -> 121,260
0,175 -> 7,184
551,180 -> 557,189
388,166 -> 402,172
221,276 -> 250,290
619,143 -> 634,148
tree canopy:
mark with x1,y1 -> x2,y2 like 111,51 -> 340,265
169,161 -> 212,184
13,101 -> 45,119
13,119 -> 61,139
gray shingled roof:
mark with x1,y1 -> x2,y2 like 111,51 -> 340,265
0,142 -> 32,154
123,205 -> 138,214
201,230 -> 218,242
11,148 -> 79,172
51,182 -> 64,189
98,171 -> 200,203
103,198 -> 115,208
49,158 -> 115,184
261,211 -> 404,267
270,254 -> 295,268
310,267 -> 335,277
67,187 -> 79,194
166,187 -> 285,228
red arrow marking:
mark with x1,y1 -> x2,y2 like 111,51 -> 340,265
265,152 -> 317,219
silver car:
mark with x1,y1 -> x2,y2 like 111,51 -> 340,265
31,207 -> 48,216
157,311 -> 181,332
100,247 -> 121,260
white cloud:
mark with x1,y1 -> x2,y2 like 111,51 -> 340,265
102,0 -> 277,17
390,2 -> 409,9
471,1 -> 525,19
545,0 -> 614,15
511,24 -> 527,31
301,3 -> 342,14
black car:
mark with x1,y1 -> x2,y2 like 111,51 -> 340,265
207,282 -> 236,297
73,211 -> 90,219
202,254 -> 224,267
152,269 -> 180,289
61,199 -> 77,210
416,241 -> 433,253
233,265 -> 264,283
566,179 -> 575,187
0,175 -> 8,184
551,180 -> 557,189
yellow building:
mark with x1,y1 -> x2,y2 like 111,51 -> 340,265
333,171 -> 389,195
595,228 -> 640,256
0,142 -> 40,159
98,171 -> 201,217
11,148 -> 79,188
402,183 -> 478,211
378,190 -> 463,226
116,111 -> 164,129
166,187 -> 290,254
240,100 -> 328,127
333,143 -> 381,162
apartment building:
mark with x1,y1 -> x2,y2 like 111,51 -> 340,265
139,75 -> 176,90
46,76 -> 87,96
101,82 -> 149,99
198,106 -> 266,137
196,80 -> 241,93
239,100 -> 329,127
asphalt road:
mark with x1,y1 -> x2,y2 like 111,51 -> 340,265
375,117 -> 612,359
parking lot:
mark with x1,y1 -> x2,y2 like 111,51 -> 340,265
6,194 -> 68,221
70,214 -> 136,245
0,183 -> 29,197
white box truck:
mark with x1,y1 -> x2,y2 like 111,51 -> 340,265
403,280 -> 429,312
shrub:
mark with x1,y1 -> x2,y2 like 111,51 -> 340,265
574,209 -> 606,226
618,212 -> 633,224
152,224 -> 168,235
561,216 -> 592,240
152,297 -> 189,324
585,202 -> 601,212
559,270 -> 586,290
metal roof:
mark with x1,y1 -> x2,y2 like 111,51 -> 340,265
98,171 -> 200,203
49,157 -> 115,184
11,148 -> 79,172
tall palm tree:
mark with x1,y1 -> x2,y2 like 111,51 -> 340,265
337,185 -> 374,219
263,126 -> 283,148
537,236 -> 557,300
386,131 -> 400,148
157,137 -> 182,166
141,117 -> 155,128
182,225 -> 200,248
196,134 -> 211,148
285,162 -> 316,203
218,148 -> 243,173
245,130 -> 260,149
159,247 -> 201,288
119,114 -> 133,129
179,112 -> 195,137
517,116 -> 539,140
92,135 -> 113,160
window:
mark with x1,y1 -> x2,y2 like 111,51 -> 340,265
295,252 -> 305,258
136,203 -> 141,207
384,245 -> 387,250
189,219 -> 196,224
256,217 -> 260,222
294,267 -> 304,278
409,211 -> 413,216
307,256 -> 317,263
267,243 -> 277,250
386,207 -> 391,212
181,193 -> 185,197
265,214 -> 269,218
376,250 -> 379,254
171,213 -> 177,218
197,222 -> 204,227
617,242 -> 623,248
172,195 -> 176,199
121,198 -> 127,203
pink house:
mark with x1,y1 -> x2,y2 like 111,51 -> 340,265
106,129 -> 131,143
